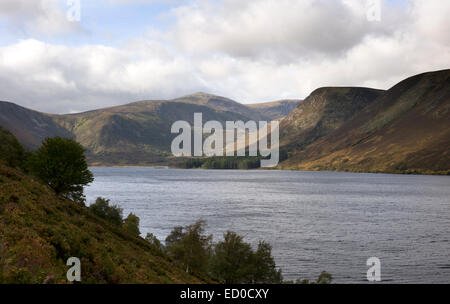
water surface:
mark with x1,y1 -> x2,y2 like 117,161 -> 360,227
85,167 -> 450,283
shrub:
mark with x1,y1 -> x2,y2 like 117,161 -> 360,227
211,231 -> 282,284
89,197 -> 123,226
0,127 -> 27,169
145,233 -> 164,252
123,213 -> 140,237
166,220 -> 284,283
165,220 -> 212,274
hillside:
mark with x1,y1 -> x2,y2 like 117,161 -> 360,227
173,92 -> 271,121
0,93 -> 296,165
0,130 -> 203,283
247,99 -> 301,120
279,70 -> 450,174
0,101 -> 72,150
280,87 -> 385,150
0,126 -> 27,168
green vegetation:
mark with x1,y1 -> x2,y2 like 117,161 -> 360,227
123,213 -> 141,237
176,156 -> 262,169
0,164 -> 203,283
284,271 -> 333,284
0,129 -> 333,284
89,197 -> 142,236
28,137 -> 94,204
88,197 -> 123,226
175,150 -> 288,170
145,233 -> 164,252
0,126 -> 27,169
165,220 -> 283,284
211,231 -> 282,284
166,220 -> 213,274
0,133 -> 202,284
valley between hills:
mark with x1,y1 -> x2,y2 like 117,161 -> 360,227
0,69 -> 449,175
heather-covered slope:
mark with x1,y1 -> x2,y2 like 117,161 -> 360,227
279,70 -> 450,174
0,127 -> 204,283
0,163 -> 204,283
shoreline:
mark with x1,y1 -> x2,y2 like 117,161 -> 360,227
87,164 -> 450,176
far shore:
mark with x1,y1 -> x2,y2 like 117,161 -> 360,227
87,163 -> 449,176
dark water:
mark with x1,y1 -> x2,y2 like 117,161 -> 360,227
85,167 -> 450,283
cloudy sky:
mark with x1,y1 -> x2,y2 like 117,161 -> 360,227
0,0 -> 449,113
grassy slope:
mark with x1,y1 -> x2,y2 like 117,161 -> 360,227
0,128 -> 203,283
279,70 -> 450,174
0,164 -> 205,283
1,93 -> 290,166
53,99 -> 258,165
0,101 -> 73,150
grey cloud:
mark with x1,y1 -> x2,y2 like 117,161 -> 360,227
0,0 -> 449,114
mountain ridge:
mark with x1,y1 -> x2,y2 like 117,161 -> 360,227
0,93 -> 298,165
1,70 -> 448,173
279,69 -> 450,174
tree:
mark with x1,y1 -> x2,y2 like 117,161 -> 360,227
211,232 -> 283,284
210,231 -> 254,284
145,233 -> 164,252
165,220 -> 212,274
252,241 -> 283,284
0,126 -> 27,169
28,137 -> 93,204
287,271 -> 333,284
89,197 -> 123,226
316,271 -> 333,284
123,213 -> 140,237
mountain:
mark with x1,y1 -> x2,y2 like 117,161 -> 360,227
173,92 -> 271,121
279,70 -> 450,174
0,93 -> 297,165
247,99 -> 301,120
279,87 -> 385,149
0,101 -> 72,150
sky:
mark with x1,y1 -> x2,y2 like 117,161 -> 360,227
0,0 -> 449,114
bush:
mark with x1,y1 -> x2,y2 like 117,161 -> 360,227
89,197 -> 123,226
123,213 -> 140,237
285,271 -> 333,284
28,137 -> 93,204
210,231 -> 254,283
165,220 -> 213,274
145,233 -> 164,252
252,241 -> 283,283
211,231 -> 282,284
165,221 -> 284,283
0,126 -> 27,169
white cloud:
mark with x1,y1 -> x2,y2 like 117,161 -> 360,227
0,0 -> 449,113
0,0 -> 81,36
